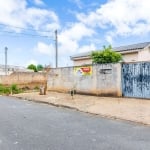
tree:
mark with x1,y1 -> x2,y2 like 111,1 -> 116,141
91,45 -> 122,64
37,64 -> 44,71
27,64 -> 37,72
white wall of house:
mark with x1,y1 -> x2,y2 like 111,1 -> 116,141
73,52 -> 139,66
0,68 -> 12,75
72,47 -> 150,66
138,47 -> 150,62
0,65 -> 33,75
121,52 -> 138,62
74,58 -> 92,66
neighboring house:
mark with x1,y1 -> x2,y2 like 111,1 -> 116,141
0,65 -> 33,75
70,42 -> 150,66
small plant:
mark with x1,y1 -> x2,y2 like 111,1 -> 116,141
3,87 -> 11,95
0,84 -> 5,95
10,84 -> 21,94
34,86 -> 39,90
0,84 -> 11,95
0,84 -> 22,95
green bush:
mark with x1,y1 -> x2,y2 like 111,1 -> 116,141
3,87 -> 11,95
0,84 -> 11,95
0,84 -> 22,95
0,84 -> 4,94
34,86 -> 39,90
10,84 -> 21,94
91,45 -> 122,64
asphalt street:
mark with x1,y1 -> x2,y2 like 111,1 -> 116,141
0,96 -> 150,150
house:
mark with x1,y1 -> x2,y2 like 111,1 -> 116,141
0,65 -> 33,75
70,42 -> 150,66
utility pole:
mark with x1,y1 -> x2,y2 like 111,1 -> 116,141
5,47 -> 8,75
55,30 -> 58,68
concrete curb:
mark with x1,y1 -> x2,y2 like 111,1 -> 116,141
12,96 -> 150,127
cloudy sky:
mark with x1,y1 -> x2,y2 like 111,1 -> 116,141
0,0 -> 150,67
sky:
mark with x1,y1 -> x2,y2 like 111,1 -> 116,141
0,0 -> 150,68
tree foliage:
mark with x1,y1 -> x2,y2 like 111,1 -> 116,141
27,64 -> 44,72
91,45 -> 122,64
27,64 -> 37,72
37,64 -> 44,71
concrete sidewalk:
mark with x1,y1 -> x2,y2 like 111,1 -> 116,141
13,92 -> 150,125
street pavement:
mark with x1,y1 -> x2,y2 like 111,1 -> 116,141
0,96 -> 150,150
14,92 -> 150,125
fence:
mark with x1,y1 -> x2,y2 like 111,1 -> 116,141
47,63 -> 122,97
0,72 -> 47,89
0,62 -> 149,99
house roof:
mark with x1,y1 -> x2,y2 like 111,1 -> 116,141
71,42 -> 150,60
114,42 -> 150,52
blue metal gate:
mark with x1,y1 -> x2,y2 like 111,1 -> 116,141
122,62 -> 150,98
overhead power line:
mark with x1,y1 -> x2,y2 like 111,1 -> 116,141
0,23 -> 51,33
0,30 -> 54,39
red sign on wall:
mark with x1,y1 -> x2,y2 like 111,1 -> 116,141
74,66 -> 92,76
